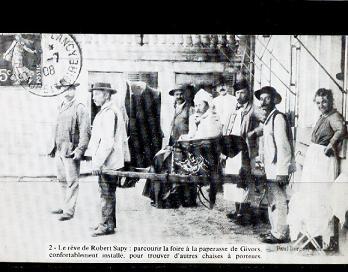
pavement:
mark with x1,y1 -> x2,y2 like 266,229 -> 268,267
0,178 -> 347,263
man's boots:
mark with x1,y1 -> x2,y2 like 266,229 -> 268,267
235,203 -> 254,226
227,203 -> 241,220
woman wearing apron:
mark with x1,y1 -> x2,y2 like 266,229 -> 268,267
288,88 -> 347,250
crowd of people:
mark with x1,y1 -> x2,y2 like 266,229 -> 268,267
47,74 -> 348,253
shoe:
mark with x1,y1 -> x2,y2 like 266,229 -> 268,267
234,214 -> 252,226
226,212 -> 238,220
261,233 -> 289,244
59,214 -> 73,221
323,237 -> 339,253
151,201 -> 166,209
51,209 -> 63,214
227,203 -> 241,220
259,231 -> 271,238
91,227 -> 115,237
89,224 -> 101,231
182,201 -> 197,208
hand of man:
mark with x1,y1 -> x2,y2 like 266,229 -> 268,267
247,130 -> 255,139
164,145 -> 172,151
92,166 -> 102,176
48,147 -> 56,158
72,150 -> 82,161
276,175 -> 289,187
220,154 -> 227,162
324,143 -> 335,157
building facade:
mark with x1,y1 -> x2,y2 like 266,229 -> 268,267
0,34 -> 249,177
253,35 -> 348,179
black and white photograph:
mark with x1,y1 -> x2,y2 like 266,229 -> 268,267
0,33 -> 348,264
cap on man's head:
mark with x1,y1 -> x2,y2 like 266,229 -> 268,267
55,78 -> 80,90
233,79 -> 249,92
194,89 -> 213,106
169,83 -> 195,96
254,86 -> 282,104
89,82 -> 117,94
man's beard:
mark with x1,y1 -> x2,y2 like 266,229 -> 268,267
176,98 -> 185,105
237,98 -> 247,105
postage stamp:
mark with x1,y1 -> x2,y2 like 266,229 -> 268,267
0,33 -> 82,96
0,33 -> 42,87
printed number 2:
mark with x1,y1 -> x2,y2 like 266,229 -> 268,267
42,65 -> 55,76
49,245 -> 53,250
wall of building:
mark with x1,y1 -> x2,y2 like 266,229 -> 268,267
0,34 -> 236,177
253,35 -> 348,180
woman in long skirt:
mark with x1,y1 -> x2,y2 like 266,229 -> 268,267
288,88 -> 347,250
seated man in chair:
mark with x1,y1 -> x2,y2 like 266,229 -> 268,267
143,88 -> 222,208
179,89 -> 222,141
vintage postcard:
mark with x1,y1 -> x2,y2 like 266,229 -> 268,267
0,33 -> 347,264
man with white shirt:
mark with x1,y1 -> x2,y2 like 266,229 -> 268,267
223,80 -> 262,226
254,86 -> 292,244
179,89 -> 222,141
178,88 -> 222,207
212,74 -> 237,135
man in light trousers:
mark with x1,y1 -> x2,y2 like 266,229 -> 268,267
254,86 -> 293,244
49,81 -> 91,221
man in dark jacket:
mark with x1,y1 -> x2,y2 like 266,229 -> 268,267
143,84 -> 196,208
49,82 -> 91,221
169,84 -> 195,145
223,79 -> 263,225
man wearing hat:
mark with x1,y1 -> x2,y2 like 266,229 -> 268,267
223,79 -> 263,226
212,73 -> 237,135
49,81 -> 91,221
168,84 -> 195,145
254,86 -> 293,244
85,82 -> 130,236
142,84 -> 195,208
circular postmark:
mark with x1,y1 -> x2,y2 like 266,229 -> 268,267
24,33 -> 82,96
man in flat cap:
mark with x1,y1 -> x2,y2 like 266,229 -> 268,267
254,86 -> 293,244
223,79 -> 263,226
85,82 -> 130,237
49,81 -> 91,221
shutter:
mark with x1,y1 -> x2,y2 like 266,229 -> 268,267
126,72 -> 158,88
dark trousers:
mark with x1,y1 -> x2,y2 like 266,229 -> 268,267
98,174 -> 117,230
179,183 -> 197,206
